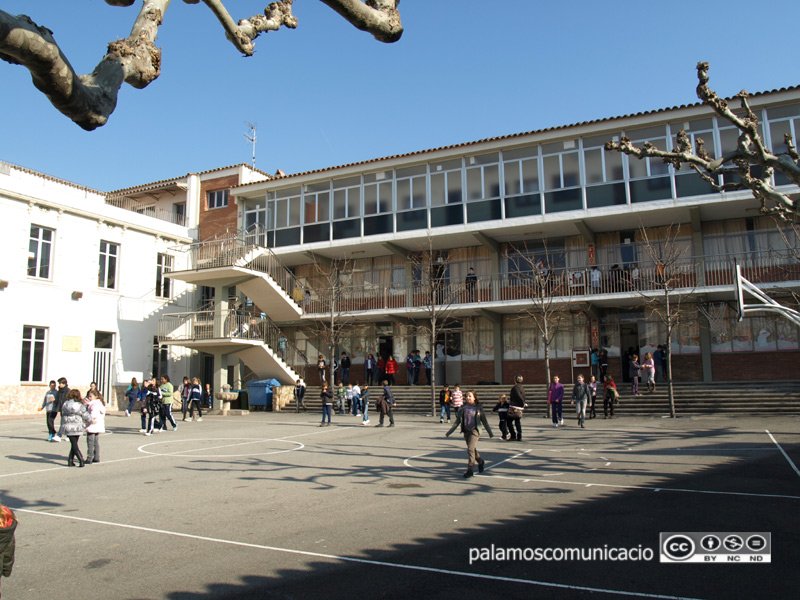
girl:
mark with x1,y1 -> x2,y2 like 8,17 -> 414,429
85,389 -> 106,464
603,375 -> 619,419
446,390 -> 494,478
62,389 -> 90,467
588,375 -> 598,419
144,380 -> 162,435
641,352 -> 656,393
320,383 -> 333,426
317,354 -> 327,385
179,376 -> 191,421
187,377 -> 204,421
124,377 -> 140,417
385,355 -> 398,386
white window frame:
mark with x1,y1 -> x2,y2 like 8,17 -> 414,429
207,189 -> 229,210
99,240 -> 119,290
28,224 -> 54,279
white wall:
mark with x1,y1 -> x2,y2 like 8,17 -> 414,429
0,164 -> 196,414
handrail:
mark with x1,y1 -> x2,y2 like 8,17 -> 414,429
157,309 -> 308,370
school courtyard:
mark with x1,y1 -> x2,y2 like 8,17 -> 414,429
1,411 -> 798,599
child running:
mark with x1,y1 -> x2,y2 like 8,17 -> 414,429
446,390 -> 494,478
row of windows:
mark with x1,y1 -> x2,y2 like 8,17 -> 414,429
28,225 -> 173,298
242,104 -> 800,246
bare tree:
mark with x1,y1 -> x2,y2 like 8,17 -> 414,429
0,0 -> 402,130
507,240 -> 570,417
632,224 -> 698,419
406,237 -> 461,417
304,256 -> 358,391
606,61 -> 800,222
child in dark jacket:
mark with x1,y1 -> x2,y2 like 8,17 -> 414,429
0,504 -> 16,596
492,394 -> 510,440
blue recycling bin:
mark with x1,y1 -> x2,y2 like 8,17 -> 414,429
246,378 -> 281,411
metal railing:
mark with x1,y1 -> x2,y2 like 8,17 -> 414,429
105,197 -> 186,226
301,249 -> 800,314
187,235 -> 303,307
157,309 -> 307,371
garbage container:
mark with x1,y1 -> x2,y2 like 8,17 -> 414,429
245,379 -> 281,411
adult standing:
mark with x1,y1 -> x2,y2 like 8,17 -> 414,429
570,374 -> 590,429
39,380 -> 58,441
365,353 -> 376,387
340,352 -> 351,385
446,390 -> 493,478
465,267 -> 478,302
548,375 -> 565,428
508,375 -> 527,441
376,380 -> 395,427
62,389 -> 90,467
85,389 -> 106,464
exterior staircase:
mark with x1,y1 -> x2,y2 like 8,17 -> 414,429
289,382 -> 800,416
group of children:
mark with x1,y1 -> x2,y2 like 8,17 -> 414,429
320,382 -> 372,426
38,378 -> 107,467
123,375 -> 209,435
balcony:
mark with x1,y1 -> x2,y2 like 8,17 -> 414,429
300,249 -> 800,316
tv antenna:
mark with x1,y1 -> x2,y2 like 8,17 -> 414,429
244,122 -> 257,168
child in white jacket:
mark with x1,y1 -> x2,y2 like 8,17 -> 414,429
85,390 -> 106,465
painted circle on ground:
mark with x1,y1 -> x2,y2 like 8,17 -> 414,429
137,437 -> 304,458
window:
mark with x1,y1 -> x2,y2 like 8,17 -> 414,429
430,159 -> 462,206
396,165 -> 428,210
207,189 -> 229,209
173,202 -> 186,226
465,153 -> 500,201
152,336 -> 168,378
156,253 -> 173,298
332,176 -> 362,220
303,183 -> 330,224
625,126 -> 670,178
364,171 -> 393,215
542,140 -> 581,190
28,225 -> 54,279
20,325 -> 46,382
98,240 -> 119,289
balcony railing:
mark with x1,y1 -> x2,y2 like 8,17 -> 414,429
187,235 -> 303,305
158,309 -> 307,370
106,196 -> 186,226
301,249 -> 800,315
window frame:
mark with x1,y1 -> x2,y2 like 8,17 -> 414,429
98,240 -> 119,290
207,189 -> 230,210
20,325 -> 47,382
28,224 -> 54,279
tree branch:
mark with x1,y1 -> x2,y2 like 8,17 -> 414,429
0,1 -> 168,130
200,0 -> 298,56
319,0 -> 403,43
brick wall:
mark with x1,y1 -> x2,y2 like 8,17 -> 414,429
199,174 -> 240,241
711,351 -> 800,381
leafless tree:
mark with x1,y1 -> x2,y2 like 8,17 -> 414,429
632,224 -> 699,418
304,255 -> 358,391
507,240 -> 570,416
406,237 -> 461,417
0,0 -> 402,130
606,61 -> 800,222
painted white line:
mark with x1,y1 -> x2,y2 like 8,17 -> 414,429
766,430 -> 800,479
137,438 -> 304,458
13,508 -> 702,600
478,473 -> 800,500
482,448 -> 533,471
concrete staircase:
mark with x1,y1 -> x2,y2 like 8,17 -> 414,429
294,382 -> 800,416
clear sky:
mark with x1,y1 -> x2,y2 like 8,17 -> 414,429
1,0 -> 799,192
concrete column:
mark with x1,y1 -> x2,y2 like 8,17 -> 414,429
494,318 -> 504,383
699,310 -> 713,382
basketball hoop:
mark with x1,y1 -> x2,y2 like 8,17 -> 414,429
734,262 -> 800,326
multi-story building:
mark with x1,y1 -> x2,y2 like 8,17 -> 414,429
163,85 -> 800,389
0,162 -> 267,414
3,85 -> 799,416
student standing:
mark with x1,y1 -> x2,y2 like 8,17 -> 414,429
187,377 -> 203,421
124,377 -> 140,417
570,375 -> 590,429
385,355 -> 398,386
319,383 -> 333,426
52,377 -> 70,442
508,375 -> 527,441
630,354 -> 641,397
450,384 -> 464,412
446,390 -> 494,478
548,375 -> 565,428
85,389 -> 106,464
39,380 -> 58,441
317,354 -> 327,385
603,375 -> 619,419
438,385 -> 451,423
340,352 -> 351,385
144,379 -> 162,435
360,385 -> 370,425
423,351 -> 433,385
492,394 -> 510,440
588,375 -> 598,419
365,353 -> 376,386
641,352 -> 656,393
376,380 -> 395,427
178,376 -> 191,421
62,389 -> 90,467
294,378 -> 307,412
159,375 -> 178,430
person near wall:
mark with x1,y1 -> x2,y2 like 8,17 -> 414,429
85,389 -> 106,464
38,380 -> 58,441
52,377 -> 70,443
365,353 -> 376,386
385,355 -> 398,386
294,378 -> 307,412
446,390 -> 494,478
124,377 -> 140,418
317,354 -> 327,385
340,351 -> 351,385
423,351 -> 433,385
641,352 -> 656,393
465,267 -> 478,302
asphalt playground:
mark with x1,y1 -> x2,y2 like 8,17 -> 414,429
1,409 -> 798,599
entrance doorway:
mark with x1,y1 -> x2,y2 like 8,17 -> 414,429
378,335 -> 394,363
619,323 -> 639,382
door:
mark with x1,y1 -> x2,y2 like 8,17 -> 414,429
619,323 -> 639,382
93,331 -> 114,402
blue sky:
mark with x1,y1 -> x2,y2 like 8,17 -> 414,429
1,0 -> 798,191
